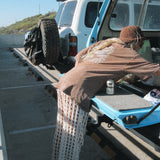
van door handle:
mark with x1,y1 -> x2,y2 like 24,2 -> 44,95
91,37 -> 96,43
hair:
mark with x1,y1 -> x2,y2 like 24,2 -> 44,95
124,38 -> 144,50
81,38 -> 124,60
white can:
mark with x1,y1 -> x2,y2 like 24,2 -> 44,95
106,79 -> 114,95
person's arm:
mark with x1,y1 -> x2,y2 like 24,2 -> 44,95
153,69 -> 160,76
124,51 -> 160,85
152,69 -> 160,86
142,69 -> 160,86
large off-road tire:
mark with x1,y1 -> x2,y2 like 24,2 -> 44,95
39,18 -> 60,65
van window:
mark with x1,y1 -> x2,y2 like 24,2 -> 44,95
85,2 -> 102,28
55,3 -> 65,24
134,3 -> 160,30
109,3 -> 129,30
145,5 -> 160,30
134,4 -> 142,26
58,1 -> 77,27
109,0 -> 160,31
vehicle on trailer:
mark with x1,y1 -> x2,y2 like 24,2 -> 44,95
24,0 -> 103,66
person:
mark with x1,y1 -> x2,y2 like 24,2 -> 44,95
52,25 -> 160,160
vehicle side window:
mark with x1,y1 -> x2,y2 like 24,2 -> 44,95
144,5 -> 160,30
109,4 -> 129,30
59,1 -> 77,27
55,3 -> 65,24
134,4 -> 141,26
134,3 -> 160,30
85,2 -> 102,28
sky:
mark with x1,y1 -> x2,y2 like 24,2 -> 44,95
0,0 -> 60,27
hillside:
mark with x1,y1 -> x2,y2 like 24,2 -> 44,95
0,12 -> 57,35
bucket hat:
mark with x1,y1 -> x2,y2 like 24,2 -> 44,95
120,26 -> 144,43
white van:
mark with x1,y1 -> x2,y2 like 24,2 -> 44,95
24,0 -> 103,66
55,0 -> 103,61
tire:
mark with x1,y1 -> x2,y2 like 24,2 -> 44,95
24,27 -> 44,65
39,18 -> 60,65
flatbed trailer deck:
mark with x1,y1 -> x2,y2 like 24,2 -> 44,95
93,84 -> 160,129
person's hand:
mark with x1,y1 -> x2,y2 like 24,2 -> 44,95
117,74 -> 139,84
153,76 -> 160,86
153,69 -> 160,76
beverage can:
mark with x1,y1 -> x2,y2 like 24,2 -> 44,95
106,79 -> 114,95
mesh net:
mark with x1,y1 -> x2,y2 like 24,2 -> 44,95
52,89 -> 89,160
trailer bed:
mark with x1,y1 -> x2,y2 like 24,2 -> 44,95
92,83 -> 160,129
